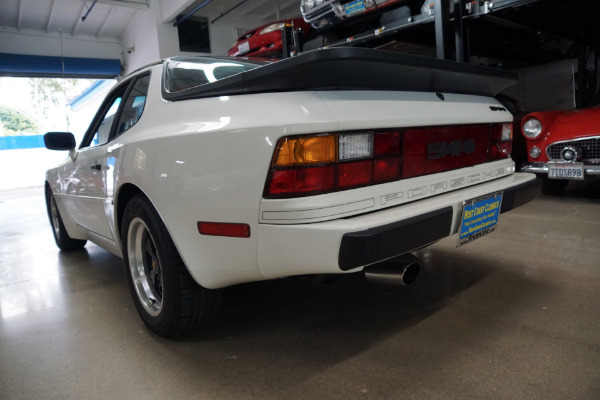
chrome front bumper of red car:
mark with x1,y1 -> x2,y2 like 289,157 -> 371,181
521,162 -> 600,176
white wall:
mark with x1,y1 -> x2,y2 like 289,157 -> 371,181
120,2 -> 201,76
519,60 -> 577,111
0,148 -> 68,190
120,9 -> 161,74
153,0 -> 265,58
120,0 -> 267,75
0,1 -> 269,77
502,59 -> 578,112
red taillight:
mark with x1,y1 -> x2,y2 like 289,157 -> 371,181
268,166 -> 335,195
339,161 -> 372,188
488,142 -> 513,161
197,222 -> 251,238
374,131 -> 401,155
264,123 -> 511,198
374,158 -> 400,182
488,123 -> 513,161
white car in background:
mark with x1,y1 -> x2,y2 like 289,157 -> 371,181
44,48 -> 540,338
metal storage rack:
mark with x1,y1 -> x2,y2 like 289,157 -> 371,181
305,0 -> 540,61
283,0 -> 600,108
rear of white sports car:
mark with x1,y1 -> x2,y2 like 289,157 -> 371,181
151,49 -> 539,292
256,92 -> 536,279
45,48 -> 540,338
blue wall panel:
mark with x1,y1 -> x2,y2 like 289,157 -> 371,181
0,53 -> 121,78
0,135 -> 46,150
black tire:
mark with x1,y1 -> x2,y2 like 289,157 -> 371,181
46,188 -> 87,251
541,177 -> 569,196
121,195 -> 222,339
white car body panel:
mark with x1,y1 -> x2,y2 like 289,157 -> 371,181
46,57 -> 538,289
60,146 -> 113,238
257,172 -> 531,280
260,159 -> 515,223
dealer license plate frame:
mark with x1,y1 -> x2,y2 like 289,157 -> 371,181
457,191 -> 503,247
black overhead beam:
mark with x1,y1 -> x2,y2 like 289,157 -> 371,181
454,0 -> 465,62
434,0 -> 451,60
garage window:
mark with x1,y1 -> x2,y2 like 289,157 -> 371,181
177,17 -> 211,54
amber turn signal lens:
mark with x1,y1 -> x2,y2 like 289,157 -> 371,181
274,135 -> 336,166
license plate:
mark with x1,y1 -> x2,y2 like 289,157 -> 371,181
457,191 -> 503,247
238,41 -> 250,55
548,162 -> 584,180
344,0 -> 366,16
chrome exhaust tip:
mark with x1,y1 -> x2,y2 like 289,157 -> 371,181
364,253 -> 421,286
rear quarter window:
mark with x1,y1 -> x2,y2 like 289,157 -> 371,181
115,74 -> 150,138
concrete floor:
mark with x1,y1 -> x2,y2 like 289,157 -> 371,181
1,181 -> 599,400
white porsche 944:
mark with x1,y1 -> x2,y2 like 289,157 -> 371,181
44,48 -> 540,338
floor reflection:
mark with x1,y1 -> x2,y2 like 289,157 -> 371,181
1,184 -> 599,400
0,276 -> 60,320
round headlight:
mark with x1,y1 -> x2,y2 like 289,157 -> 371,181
522,118 -> 543,139
302,0 -> 315,10
259,23 -> 283,35
530,146 -> 541,159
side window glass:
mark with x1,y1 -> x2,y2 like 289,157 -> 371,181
86,86 -> 127,148
114,74 -> 150,138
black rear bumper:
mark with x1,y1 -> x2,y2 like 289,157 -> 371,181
338,178 -> 541,271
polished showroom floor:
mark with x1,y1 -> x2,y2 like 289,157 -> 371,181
1,181 -> 599,400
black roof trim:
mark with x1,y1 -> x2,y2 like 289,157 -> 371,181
162,48 -> 517,101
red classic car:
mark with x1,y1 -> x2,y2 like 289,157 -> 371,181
228,19 -> 312,59
520,106 -> 600,194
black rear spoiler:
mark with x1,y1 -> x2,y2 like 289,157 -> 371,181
162,47 -> 517,101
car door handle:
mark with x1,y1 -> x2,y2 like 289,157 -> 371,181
89,164 -> 102,171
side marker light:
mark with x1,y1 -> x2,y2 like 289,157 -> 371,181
198,222 -> 250,238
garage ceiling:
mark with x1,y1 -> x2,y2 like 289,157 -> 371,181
0,0 -> 300,41
0,0 -> 146,39
178,0 -> 301,24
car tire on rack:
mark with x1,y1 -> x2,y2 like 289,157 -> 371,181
46,187 -> 87,251
121,194 -> 222,339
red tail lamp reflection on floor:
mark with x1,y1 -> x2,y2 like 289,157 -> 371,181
197,222 -> 251,238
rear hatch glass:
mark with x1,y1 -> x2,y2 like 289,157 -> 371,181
164,57 -> 268,93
